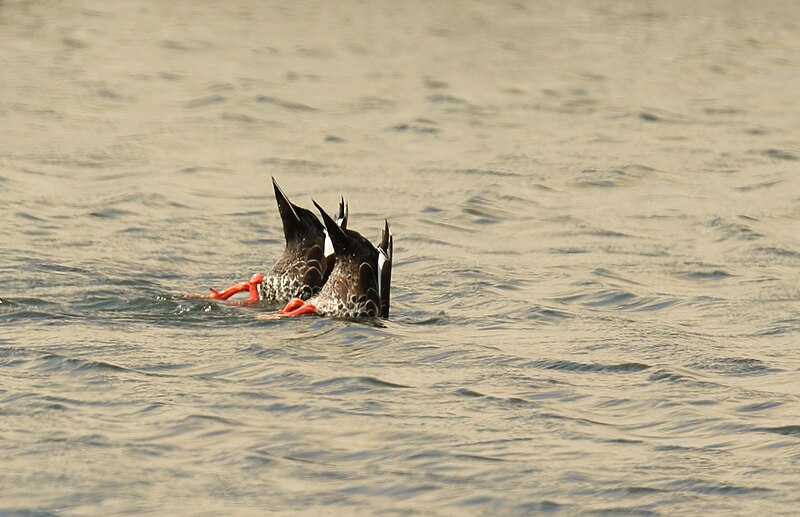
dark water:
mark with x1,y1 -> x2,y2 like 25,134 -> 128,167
2,1 -> 800,515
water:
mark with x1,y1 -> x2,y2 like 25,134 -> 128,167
2,1 -> 800,514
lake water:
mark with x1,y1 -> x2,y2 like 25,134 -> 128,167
2,1 -> 800,515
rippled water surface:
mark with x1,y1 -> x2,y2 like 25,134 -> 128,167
2,1 -> 800,515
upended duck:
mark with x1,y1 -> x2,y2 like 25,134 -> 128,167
191,178 -> 393,320
277,201 -> 393,319
191,178 -> 346,304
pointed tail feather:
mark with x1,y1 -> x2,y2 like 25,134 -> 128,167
272,177 -> 324,244
272,177 -> 300,242
337,197 -> 349,229
377,220 -> 393,318
325,196 -> 348,258
314,200 -> 349,254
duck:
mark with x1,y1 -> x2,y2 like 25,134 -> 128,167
278,201 -> 392,319
193,178 -> 347,304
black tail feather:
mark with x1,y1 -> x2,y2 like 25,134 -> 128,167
378,219 -> 393,318
337,197 -> 349,229
313,199 -> 349,254
272,177 -> 323,243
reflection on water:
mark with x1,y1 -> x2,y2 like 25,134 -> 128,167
2,1 -> 800,514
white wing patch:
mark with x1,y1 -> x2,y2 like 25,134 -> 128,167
377,248 -> 388,298
324,228 -> 334,258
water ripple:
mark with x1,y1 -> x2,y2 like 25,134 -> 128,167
3,2 -> 800,515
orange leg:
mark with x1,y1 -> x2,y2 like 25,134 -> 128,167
278,299 -> 318,317
280,297 -> 305,313
187,272 -> 264,303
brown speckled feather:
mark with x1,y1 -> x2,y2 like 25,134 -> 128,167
308,201 -> 392,319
